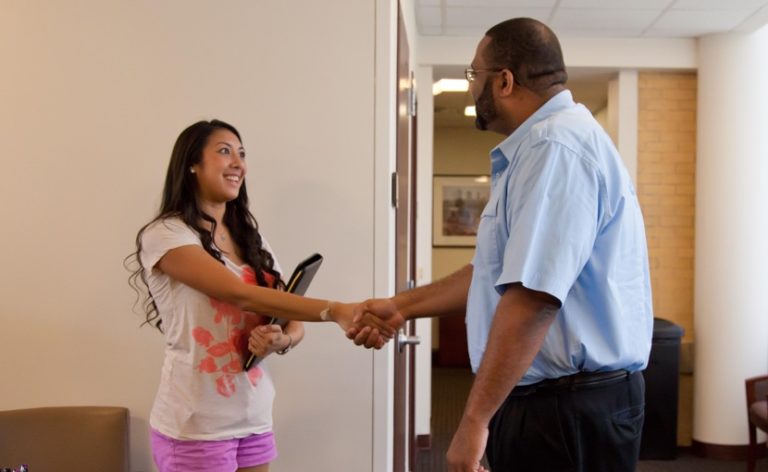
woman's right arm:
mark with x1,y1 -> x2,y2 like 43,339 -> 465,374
347,264 -> 473,347
156,245 -> 392,335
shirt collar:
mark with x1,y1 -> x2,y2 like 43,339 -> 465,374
490,89 -> 575,174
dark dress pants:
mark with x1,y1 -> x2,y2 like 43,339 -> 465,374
486,371 -> 645,472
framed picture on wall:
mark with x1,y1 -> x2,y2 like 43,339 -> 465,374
433,175 -> 491,247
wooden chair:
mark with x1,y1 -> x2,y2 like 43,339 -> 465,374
0,406 -> 129,472
746,375 -> 768,472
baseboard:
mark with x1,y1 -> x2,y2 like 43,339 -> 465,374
416,434 -> 431,450
691,440 -> 767,460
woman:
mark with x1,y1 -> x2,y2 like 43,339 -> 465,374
128,119 -> 389,472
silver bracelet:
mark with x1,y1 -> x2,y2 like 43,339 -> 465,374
277,333 -> 293,355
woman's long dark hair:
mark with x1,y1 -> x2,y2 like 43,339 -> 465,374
127,119 -> 282,331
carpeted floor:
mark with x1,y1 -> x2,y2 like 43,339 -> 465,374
415,367 -> 767,472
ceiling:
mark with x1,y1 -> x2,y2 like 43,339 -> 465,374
416,0 -> 768,38
423,0 -> 768,127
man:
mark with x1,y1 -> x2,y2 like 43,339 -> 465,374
349,17 -> 653,472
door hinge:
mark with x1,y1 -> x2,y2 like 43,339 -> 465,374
391,172 -> 399,208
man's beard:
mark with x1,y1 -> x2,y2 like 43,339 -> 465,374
474,79 -> 498,131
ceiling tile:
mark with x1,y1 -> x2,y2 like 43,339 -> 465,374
551,8 -> 660,30
557,28 -> 646,37
559,0 -> 672,8
653,9 -> 754,32
415,0 -> 768,39
447,0 -> 556,6
672,0 -> 768,9
445,6 -> 552,28
643,27 -> 712,37
735,3 -> 768,31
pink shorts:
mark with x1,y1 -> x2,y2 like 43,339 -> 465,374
150,428 -> 277,472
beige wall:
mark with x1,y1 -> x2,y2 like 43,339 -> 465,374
431,127 -> 502,347
0,2 -> 384,471
433,127 -> 504,175
431,126 -> 501,281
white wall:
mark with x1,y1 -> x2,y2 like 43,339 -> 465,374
0,1 -> 388,471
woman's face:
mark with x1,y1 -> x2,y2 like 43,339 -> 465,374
191,128 -> 247,205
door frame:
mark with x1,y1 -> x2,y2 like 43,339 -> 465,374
372,0 -> 402,471
372,1 -> 426,471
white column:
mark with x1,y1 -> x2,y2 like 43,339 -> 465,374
694,26 -> 768,446
608,69 -> 639,185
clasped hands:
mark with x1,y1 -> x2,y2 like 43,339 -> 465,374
319,299 -> 406,349
248,298 -> 404,359
345,298 -> 407,349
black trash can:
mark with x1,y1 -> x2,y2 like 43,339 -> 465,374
639,317 -> 685,460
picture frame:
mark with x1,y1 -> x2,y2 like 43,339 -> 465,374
433,175 -> 491,247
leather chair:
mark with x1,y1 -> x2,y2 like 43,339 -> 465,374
0,406 -> 129,472
746,375 -> 768,472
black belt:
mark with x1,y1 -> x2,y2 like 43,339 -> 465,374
509,369 -> 632,397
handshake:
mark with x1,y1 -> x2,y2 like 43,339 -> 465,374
247,297 -> 406,359
340,298 -> 407,349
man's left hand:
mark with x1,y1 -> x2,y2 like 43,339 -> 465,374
446,416 -> 490,472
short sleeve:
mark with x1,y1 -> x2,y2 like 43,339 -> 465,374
140,218 -> 202,270
260,237 -> 283,276
497,141 -> 602,304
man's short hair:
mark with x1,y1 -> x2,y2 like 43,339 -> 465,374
484,18 -> 568,94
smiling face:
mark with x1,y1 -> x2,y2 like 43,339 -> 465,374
190,128 -> 246,206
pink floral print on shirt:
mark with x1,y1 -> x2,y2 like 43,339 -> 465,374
192,267 -> 274,397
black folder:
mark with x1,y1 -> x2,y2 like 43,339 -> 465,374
243,253 -> 323,370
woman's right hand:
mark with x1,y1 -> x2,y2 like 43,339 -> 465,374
347,298 -> 406,349
332,302 -> 395,349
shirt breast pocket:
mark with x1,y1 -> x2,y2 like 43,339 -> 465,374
476,195 -> 502,268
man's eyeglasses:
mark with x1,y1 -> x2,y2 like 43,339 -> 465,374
464,67 -> 503,82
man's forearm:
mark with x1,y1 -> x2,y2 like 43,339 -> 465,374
393,264 -> 473,320
461,284 -> 559,426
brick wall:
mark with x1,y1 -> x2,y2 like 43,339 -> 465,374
637,72 -> 697,342
638,72 -> 697,446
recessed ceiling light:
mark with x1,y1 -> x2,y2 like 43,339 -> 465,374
432,79 -> 469,95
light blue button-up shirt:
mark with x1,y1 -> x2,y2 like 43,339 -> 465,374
467,90 -> 653,384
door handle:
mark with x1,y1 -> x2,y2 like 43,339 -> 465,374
397,329 -> 421,352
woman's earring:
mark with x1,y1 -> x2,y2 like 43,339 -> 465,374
190,167 -> 196,174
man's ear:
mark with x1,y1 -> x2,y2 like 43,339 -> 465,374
498,69 -> 515,95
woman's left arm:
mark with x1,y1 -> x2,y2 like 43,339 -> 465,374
282,320 -> 304,350
248,321 -> 304,358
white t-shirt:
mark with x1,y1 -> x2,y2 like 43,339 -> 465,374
140,217 -> 281,440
